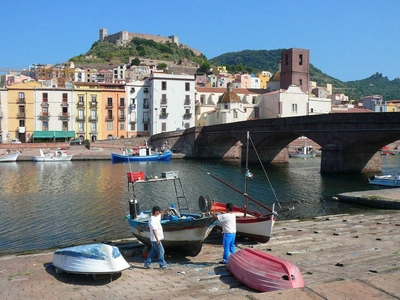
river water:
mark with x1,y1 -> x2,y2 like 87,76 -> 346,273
1,155 -> 399,255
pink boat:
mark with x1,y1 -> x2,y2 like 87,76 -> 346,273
227,248 -> 305,292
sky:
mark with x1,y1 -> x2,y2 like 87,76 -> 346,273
1,0 -> 399,82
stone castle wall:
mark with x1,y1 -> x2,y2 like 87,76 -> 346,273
101,29 -> 202,56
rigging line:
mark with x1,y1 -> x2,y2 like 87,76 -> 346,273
248,133 -> 282,209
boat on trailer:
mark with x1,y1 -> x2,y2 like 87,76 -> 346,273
51,243 -> 130,278
227,248 -> 305,292
125,171 -> 217,257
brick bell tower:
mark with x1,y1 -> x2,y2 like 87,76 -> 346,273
280,48 -> 310,93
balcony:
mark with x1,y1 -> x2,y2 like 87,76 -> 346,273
90,101 -> 98,108
160,99 -> 167,106
184,99 -> 191,106
17,112 -> 26,118
17,98 -> 25,103
105,103 -> 113,109
183,113 -> 192,119
105,116 -> 114,121
89,115 -> 98,122
59,112 -> 70,120
41,102 -> 49,108
77,101 -> 84,107
76,115 -> 85,121
61,101 -> 69,107
118,115 -> 125,121
39,112 -> 50,119
118,102 -> 126,108
159,112 -> 169,119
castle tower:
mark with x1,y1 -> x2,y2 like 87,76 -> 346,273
99,28 -> 108,41
280,48 -> 310,93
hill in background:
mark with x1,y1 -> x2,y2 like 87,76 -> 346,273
68,38 -> 400,101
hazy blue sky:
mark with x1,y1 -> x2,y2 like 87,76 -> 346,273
1,0 -> 399,82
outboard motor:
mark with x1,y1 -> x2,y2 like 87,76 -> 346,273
129,199 -> 139,218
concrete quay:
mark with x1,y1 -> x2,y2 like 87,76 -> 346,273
1,208 -> 400,300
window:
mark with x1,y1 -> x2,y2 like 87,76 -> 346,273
78,109 -> 84,119
107,110 -> 113,120
62,122 -> 68,130
130,123 -> 136,131
161,94 -> 167,102
62,107 -> 68,116
143,123 -> 149,131
299,79 -> 303,86
310,108 -> 314,113
254,107 -> 259,118
143,98 -> 149,108
252,96 -> 257,104
200,95 -> 205,104
285,54 -> 289,65
91,122 -> 97,133
42,93 -> 48,102
299,54 -> 303,65
78,95 -> 84,104
161,122 -> 166,132
162,81 -> 167,90
18,92 -> 25,99
90,110 -> 97,120
233,110 -> 238,118
19,120 -> 25,127
107,98 -> 113,107
91,95 -> 97,103
184,122 -> 190,129
292,104 -> 298,114
107,122 -> 113,130
143,112 -> 149,122
42,121 -> 48,130
62,93 -> 68,102
78,122 -> 84,132
119,110 -> 124,120
185,82 -> 190,91
120,122 -> 124,130
120,97 -> 125,107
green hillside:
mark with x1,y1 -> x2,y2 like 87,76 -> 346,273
69,39 -> 400,101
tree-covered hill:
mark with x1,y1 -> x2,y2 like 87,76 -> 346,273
210,50 -> 400,101
69,39 -> 400,101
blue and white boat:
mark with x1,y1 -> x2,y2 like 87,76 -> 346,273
51,243 -> 130,276
111,148 -> 172,163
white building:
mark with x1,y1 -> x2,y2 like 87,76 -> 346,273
362,95 -> 385,112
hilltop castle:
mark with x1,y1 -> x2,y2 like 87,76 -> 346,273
99,28 -> 202,56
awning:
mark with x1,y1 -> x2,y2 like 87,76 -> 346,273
33,131 -> 75,139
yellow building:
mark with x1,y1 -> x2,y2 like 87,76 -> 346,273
386,100 -> 400,112
7,81 -> 41,142
74,82 -> 102,142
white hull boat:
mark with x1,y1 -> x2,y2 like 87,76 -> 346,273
33,149 -> 73,162
51,243 -> 130,275
368,174 -> 400,187
0,151 -> 19,162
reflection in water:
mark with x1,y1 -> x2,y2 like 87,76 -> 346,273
0,156 -> 398,255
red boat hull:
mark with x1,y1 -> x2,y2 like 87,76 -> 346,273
211,202 -> 276,243
227,248 -> 305,292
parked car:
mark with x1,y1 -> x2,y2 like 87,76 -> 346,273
69,138 -> 82,145
11,138 -> 21,144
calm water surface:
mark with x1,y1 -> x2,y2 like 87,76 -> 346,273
1,156 -> 399,255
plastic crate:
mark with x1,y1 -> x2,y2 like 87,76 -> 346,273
127,172 -> 145,182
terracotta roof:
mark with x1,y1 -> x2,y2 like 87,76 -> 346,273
218,91 -> 241,103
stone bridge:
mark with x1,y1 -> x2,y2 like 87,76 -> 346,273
149,112 -> 400,173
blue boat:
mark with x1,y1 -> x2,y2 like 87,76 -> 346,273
111,148 -> 172,163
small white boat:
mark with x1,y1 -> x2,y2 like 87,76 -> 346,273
0,151 -> 19,162
289,145 -> 316,158
33,149 -> 73,162
51,243 -> 130,276
368,174 -> 400,187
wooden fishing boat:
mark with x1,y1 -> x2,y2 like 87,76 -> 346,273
227,248 -> 305,292
205,131 -> 291,243
111,148 -> 172,163
125,171 -> 217,256
51,243 -> 130,276
0,151 -> 19,162
368,173 -> 400,187
33,149 -> 73,162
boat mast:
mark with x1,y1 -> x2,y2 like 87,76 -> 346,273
244,131 -> 250,217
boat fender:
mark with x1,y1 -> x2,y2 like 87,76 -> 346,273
129,199 -> 139,219
198,195 -> 212,213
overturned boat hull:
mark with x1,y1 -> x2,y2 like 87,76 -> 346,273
228,248 -> 305,292
51,243 -> 130,275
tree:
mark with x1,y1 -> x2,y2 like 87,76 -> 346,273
131,58 -> 141,66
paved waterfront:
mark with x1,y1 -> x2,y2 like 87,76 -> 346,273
1,208 -> 400,300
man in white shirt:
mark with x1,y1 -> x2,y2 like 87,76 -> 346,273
212,203 -> 236,264
144,206 -> 169,269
